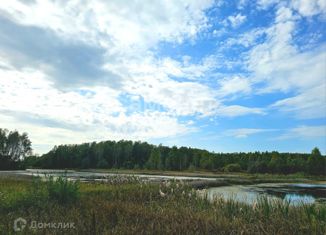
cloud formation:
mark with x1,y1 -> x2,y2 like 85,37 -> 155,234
224,128 -> 275,138
0,0 -> 325,153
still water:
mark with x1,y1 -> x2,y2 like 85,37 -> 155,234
18,169 -> 218,181
206,183 -> 326,205
2,169 -> 325,205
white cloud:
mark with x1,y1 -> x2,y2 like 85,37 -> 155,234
276,5 -> 298,22
217,76 -> 252,97
104,55 -> 220,116
0,67 -> 123,125
127,77 -> 220,116
224,128 -> 275,138
0,0 -> 221,154
276,125 -> 326,140
227,13 -> 247,28
0,0 -> 227,118
118,56 -> 263,117
238,0 -> 249,9
291,0 -> 326,17
257,0 -> 326,17
225,28 -> 266,48
0,0 -> 263,121
216,105 -> 265,117
0,65 -> 194,153
0,0 -> 213,51
0,111 -> 192,154
245,5 -> 326,119
149,56 -> 218,81
1,0 -> 323,155
271,84 -> 326,119
256,0 -> 280,9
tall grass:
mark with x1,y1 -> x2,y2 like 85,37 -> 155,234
0,177 -> 325,234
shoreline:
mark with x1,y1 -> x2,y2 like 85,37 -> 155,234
1,169 -> 325,189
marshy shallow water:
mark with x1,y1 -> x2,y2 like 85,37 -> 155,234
2,169 -> 325,205
206,183 -> 326,205
8,169 -> 218,182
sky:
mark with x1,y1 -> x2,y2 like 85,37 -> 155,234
0,0 -> 325,155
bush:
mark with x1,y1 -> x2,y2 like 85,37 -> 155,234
223,163 -> 242,172
46,176 -> 80,204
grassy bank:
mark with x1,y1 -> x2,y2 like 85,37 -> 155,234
79,169 -> 326,188
80,168 -> 326,180
0,176 -> 325,234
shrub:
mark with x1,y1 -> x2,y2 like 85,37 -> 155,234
25,176 -> 47,205
46,176 -> 80,204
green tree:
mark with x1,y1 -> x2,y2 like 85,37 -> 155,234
199,152 -> 213,170
307,147 -> 325,175
311,147 -> 321,157
146,147 -> 161,169
0,128 -> 32,170
0,128 -> 32,161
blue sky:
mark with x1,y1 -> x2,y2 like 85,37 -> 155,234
0,0 -> 325,154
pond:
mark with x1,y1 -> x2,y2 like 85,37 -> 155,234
206,183 -> 326,205
1,169 -> 325,205
4,169 -> 218,182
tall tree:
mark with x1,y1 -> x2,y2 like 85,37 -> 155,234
146,147 -> 161,169
0,128 -> 32,161
308,147 -> 325,175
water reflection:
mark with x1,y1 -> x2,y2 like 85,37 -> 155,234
2,170 -> 325,205
284,194 -> 315,204
206,183 -> 326,205
15,169 -> 218,182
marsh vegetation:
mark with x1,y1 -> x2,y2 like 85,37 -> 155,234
0,175 -> 325,234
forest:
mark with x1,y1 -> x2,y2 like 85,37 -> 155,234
1,128 -> 325,175
27,141 -> 326,175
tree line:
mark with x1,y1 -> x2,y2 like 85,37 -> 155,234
30,141 -> 325,175
1,128 -> 325,175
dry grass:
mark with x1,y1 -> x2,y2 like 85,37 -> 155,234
0,177 -> 325,234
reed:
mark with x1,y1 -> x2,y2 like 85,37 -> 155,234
0,177 -> 325,234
